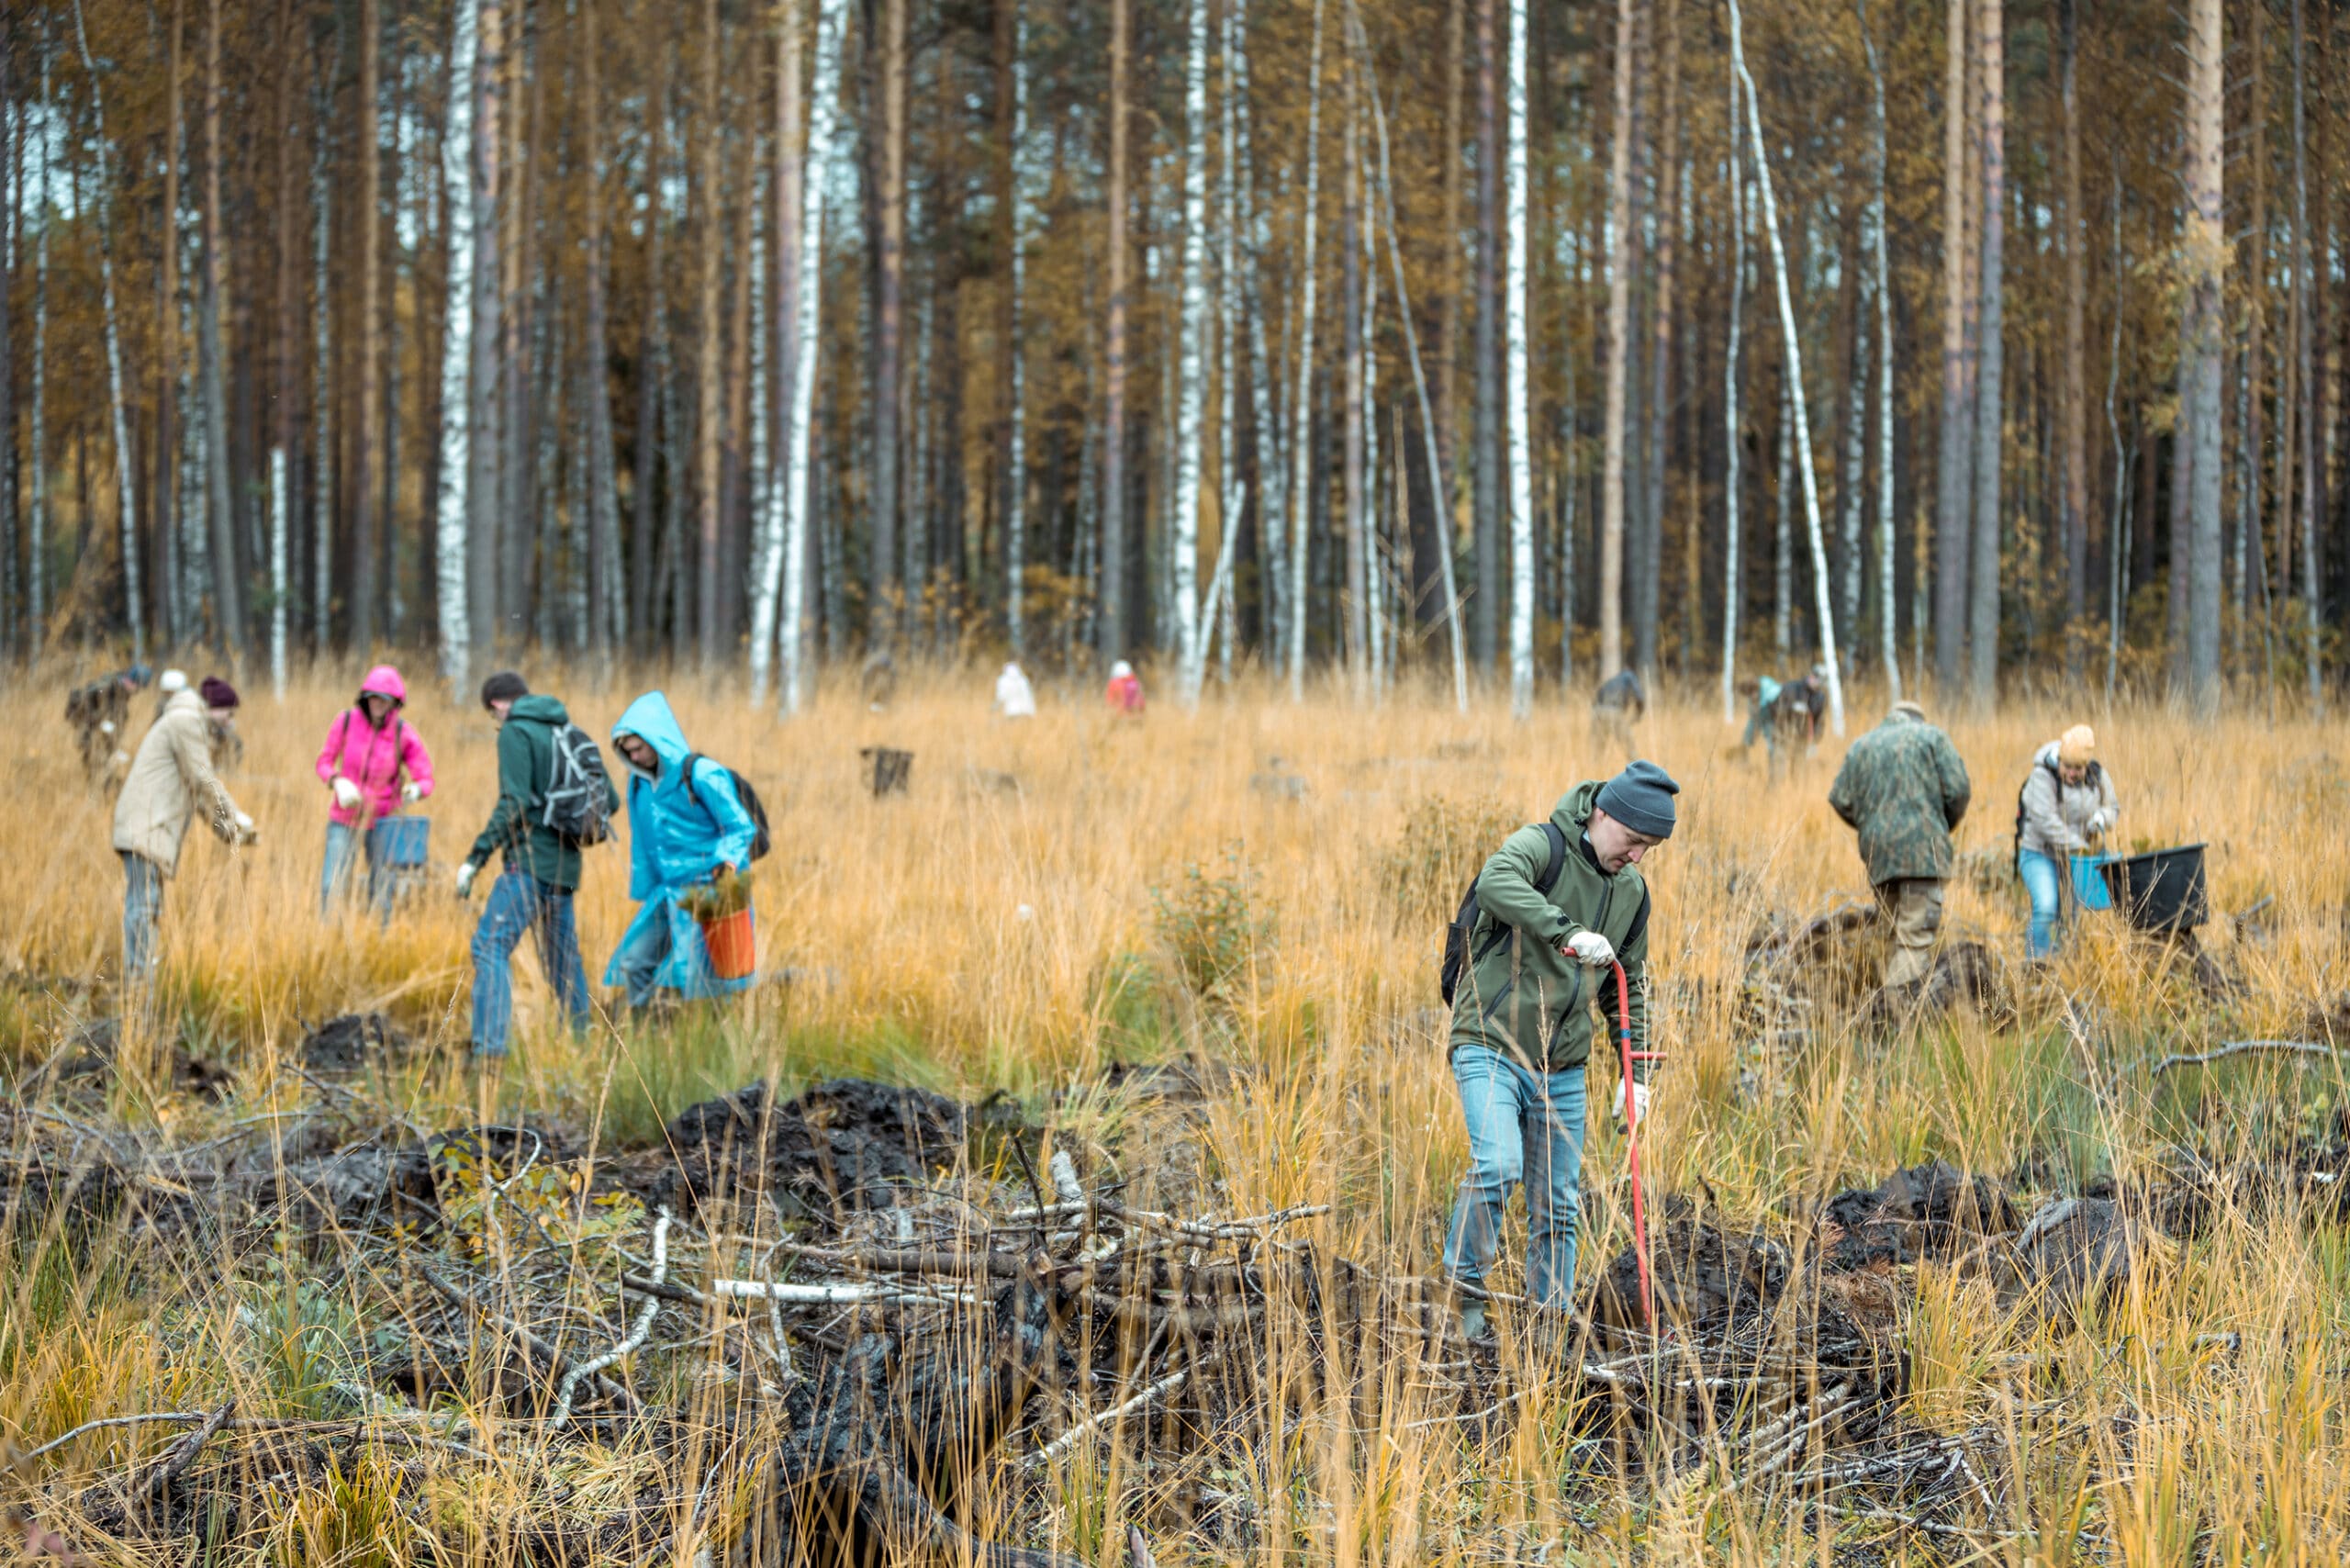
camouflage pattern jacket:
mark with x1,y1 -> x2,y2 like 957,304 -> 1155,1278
1828,711 -> 1972,887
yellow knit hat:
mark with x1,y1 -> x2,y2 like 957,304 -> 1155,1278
2058,724 -> 2096,767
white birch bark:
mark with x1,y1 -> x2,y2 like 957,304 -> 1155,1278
747,132 -> 777,697
1361,169 -> 1383,695
269,446 -> 287,694
1006,0 -> 1031,655
433,0 -> 481,684
1720,52 -> 1745,723
1213,0 -> 1238,681
28,28 -> 50,635
1348,0 -> 1467,710
778,0 -> 848,716
1862,1 -> 1897,698
71,0 -> 141,658
1774,380 -> 1791,653
1731,0 -> 1843,734
1171,0 -> 1211,702
1839,296 -> 1866,673
1286,0 -> 1326,700
1504,0 -> 1534,719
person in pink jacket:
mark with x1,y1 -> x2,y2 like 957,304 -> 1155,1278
315,664 -> 436,915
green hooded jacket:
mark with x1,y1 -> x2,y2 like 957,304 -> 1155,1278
1827,710 -> 1972,887
463,695 -> 617,890
1447,781 -> 1654,1078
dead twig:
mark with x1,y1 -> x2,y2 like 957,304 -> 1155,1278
2147,1040 -> 2341,1077
552,1208 -> 672,1426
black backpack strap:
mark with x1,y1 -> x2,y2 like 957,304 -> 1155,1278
1624,884 -> 1651,955
1533,822 -> 1569,896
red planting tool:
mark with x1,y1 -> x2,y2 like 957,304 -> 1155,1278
1610,958 -> 1662,1329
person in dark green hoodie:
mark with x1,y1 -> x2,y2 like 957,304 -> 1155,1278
456,671 -> 618,1057
1444,760 -> 1678,1335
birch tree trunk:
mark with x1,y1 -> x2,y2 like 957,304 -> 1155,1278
1102,0 -> 1129,666
2289,0 -> 2318,706
1599,0 -> 1638,678
269,447 -> 287,694
1286,0 -> 1326,700
28,26 -> 51,642
750,0 -> 800,700
71,0 -> 142,660
1965,0 -> 2004,706
200,0 -> 242,655
1719,39 -> 1745,723
1731,0 -> 1843,734
2183,0 -> 2223,711
465,0 -> 503,666
434,0 -> 481,682
1932,0 -> 1971,690
1171,0 -> 1211,702
1340,69 -> 1367,689
1864,0 -> 1898,698
778,0 -> 847,715
1774,379 -> 1791,652
1472,0 -> 1500,671
2057,0 -> 2087,674
1504,0 -> 1534,717
1,29 -> 19,654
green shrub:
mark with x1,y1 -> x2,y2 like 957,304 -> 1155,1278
1151,847 -> 1274,999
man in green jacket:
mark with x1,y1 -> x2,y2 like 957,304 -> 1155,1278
1445,760 -> 1677,1333
458,671 -> 618,1057
1828,699 -> 1972,990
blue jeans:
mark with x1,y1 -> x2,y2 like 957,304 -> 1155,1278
2020,848 -> 2065,959
1444,1044 -> 1588,1310
610,912 -> 674,1010
319,822 -> 391,920
468,870 -> 592,1056
121,852 -> 163,991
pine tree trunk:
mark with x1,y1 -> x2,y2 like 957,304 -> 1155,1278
1340,68 -> 1366,688
579,0 -> 619,660
2184,0 -> 2223,711
1732,0 -> 1843,734
1719,38 -> 1746,722
1599,0 -> 1639,678
433,0 -> 481,682
310,45 -> 332,650
1932,0 -> 1971,690
1472,0 -> 1500,672
1101,0 -> 1128,667
694,0 -> 722,666
1437,0 -> 1462,653
28,27 -> 52,645
632,43 -> 666,655
1634,0 -> 1677,684
1,27 -> 19,654
272,0 -> 299,689
1003,0 -> 1030,654
1965,0 -> 2004,706
869,0 -> 905,644
2289,0 -> 2318,705
200,0 -> 243,655
1863,0 -> 1898,696
2058,0 -> 2088,671
348,0 -> 378,651
1505,0 -> 1535,716
69,0 -> 142,659
2238,0 -> 2264,651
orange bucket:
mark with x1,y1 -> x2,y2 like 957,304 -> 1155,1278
699,908 -> 756,980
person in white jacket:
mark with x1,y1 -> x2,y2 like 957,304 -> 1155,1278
993,661 -> 1037,719
2014,723 -> 2121,959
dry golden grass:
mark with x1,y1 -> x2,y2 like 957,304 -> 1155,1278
2,655 -> 2347,1562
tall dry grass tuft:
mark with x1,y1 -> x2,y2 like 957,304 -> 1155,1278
2,657 -> 2348,1558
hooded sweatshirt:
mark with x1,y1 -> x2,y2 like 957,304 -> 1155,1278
1447,781 -> 1655,1078
464,694 -> 614,890
113,689 -> 243,876
610,691 -> 756,901
315,665 -> 436,827
2017,740 -> 2120,857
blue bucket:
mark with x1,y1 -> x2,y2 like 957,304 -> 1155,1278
2070,853 -> 2115,912
367,815 -> 431,868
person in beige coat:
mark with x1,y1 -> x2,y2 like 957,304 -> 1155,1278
111,677 -> 255,991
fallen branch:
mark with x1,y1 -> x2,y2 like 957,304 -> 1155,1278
135,1400 -> 233,1498
553,1207 -> 672,1427
1028,1366 -> 1197,1467
2147,1040 -> 2341,1077
418,1262 -> 638,1412
711,1279 -> 976,1306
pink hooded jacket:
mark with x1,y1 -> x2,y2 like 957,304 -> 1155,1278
315,665 -> 436,827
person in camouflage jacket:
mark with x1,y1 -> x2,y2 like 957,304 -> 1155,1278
1828,700 -> 1972,988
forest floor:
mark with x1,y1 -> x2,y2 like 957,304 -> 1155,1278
0,659 -> 2345,1565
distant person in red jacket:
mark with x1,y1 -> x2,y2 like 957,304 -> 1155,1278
1104,660 -> 1145,715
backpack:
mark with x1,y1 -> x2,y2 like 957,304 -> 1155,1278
543,722 -> 616,846
1439,822 -> 1569,1005
2013,756 -> 2100,862
682,752 -> 772,862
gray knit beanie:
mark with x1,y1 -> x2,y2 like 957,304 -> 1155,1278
1595,759 -> 1680,840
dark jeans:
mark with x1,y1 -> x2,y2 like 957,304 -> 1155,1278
468,870 -> 591,1055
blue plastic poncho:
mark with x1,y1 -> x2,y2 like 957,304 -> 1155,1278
602,691 -> 759,1000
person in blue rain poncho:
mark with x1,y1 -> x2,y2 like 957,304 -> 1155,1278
604,692 -> 759,1006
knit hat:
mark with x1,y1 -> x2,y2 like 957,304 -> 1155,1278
158,668 -> 189,696
198,675 -> 240,711
480,670 -> 531,711
2057,724 -> 2097,767
1595,759 -> 1680,840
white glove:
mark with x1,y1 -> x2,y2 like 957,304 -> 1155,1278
233,811 -> 258,846
331,777 -> 362,811
98,720 -> 115,736
2087,809 -> 2113,837
1562,931 -> 1617,969
455,862 -> 478,899
1615,1081 -> 1652,1130
401,782 -> 423,805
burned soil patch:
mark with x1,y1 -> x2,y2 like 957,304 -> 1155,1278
298,1011 -> 417,1072
1820,1158 -> 2022,1271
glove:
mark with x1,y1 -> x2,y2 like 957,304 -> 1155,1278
1562,931 -> 1617,969
332,777 -> 362,811
1614,1081 -> 1652,1131
233,811 -> 258,846
2087,809 -> 2113,837
400,782 -> 422,805
455,862 -> 478,900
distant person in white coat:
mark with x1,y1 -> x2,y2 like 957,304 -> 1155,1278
994,661 -> 1037,719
